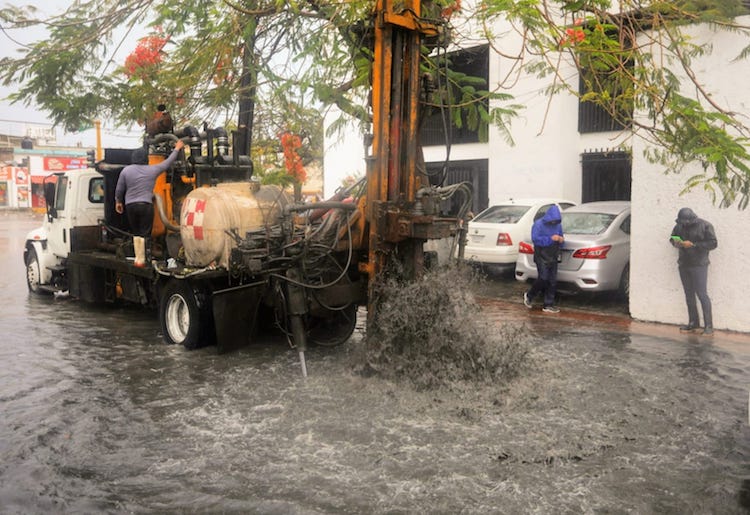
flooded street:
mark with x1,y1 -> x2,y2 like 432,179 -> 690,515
2,211 -> 750,513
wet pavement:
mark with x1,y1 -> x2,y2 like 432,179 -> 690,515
2,210 -> 750,513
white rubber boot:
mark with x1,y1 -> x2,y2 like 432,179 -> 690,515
133,236 -> 146,267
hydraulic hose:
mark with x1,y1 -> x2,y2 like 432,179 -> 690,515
153,194 -> 180,232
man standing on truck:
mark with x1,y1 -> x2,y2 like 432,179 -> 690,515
115,139 -> 185,267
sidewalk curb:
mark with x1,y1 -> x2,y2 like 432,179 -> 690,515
477,295 -> 750,352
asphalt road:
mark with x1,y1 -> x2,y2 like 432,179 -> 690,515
3,209 -> 750,513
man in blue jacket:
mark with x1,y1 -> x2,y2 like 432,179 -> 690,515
524,204 -> 564,313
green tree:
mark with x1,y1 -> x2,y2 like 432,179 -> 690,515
1,0 -> 750,206
478,0 -> 750,207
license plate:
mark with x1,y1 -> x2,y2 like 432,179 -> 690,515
558,249 -> 572,265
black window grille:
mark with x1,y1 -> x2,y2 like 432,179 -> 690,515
577,28 -> 634,134
581,150 -> 631,202
425,159 -> 488,215
421,45 -> 489,147
578,72 -> 632,133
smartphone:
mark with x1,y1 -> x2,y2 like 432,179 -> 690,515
671,235 -> 683,242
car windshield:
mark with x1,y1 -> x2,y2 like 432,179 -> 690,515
472,205 -> 530,224
562,212 -> 616,235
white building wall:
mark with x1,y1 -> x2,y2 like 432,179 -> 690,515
322,113 -> 368,199
424,17 -> 631,206
322,15 -> 750,333
630,19 -> 750,332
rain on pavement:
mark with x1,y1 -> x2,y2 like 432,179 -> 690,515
2,210 -> 750,513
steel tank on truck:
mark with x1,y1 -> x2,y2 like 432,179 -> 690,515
179,181 -> 288,268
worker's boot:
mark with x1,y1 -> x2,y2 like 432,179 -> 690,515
133,236 -> 147,268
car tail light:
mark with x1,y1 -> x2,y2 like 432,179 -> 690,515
496,233 -> 512,246
518,241 -> 534,254
572,245 -> 611,259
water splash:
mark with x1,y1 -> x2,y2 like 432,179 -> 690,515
362,264 -> 533,390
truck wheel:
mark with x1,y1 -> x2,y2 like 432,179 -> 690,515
160,281 -> 204,349
25,246 -> 44,294
308,304 -> 358,347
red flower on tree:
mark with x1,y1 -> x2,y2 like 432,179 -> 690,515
124,33 -> 169,79
280,132 -> 307,184
560,18 -> 586,47
563,28 -> 586,45
441,0 -> 461,20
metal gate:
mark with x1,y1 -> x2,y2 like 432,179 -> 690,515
581,150 -> 631,203
426,159 -> 488,216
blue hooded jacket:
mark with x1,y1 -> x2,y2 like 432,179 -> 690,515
531,204 -> 563,266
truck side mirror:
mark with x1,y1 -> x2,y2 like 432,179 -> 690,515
44,181 -> 57,220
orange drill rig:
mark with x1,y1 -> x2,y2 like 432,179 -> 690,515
24,0 -> 471,377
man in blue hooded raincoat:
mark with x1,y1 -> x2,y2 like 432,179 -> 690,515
523,204 -> 564,313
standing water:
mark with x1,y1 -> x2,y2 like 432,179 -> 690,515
1,211 -> 750,513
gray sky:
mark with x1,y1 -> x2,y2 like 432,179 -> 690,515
0,1 -> 143,148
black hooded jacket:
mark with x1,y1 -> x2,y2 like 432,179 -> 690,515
669,208 -> 717,267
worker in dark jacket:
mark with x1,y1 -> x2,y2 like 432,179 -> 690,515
524,204 -> 564,313
670,207 -> 718,335
115,139 -> 184,267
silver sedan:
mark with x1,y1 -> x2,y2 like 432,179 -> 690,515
515,201 -> 631,297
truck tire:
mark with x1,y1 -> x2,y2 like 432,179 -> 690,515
25,246 -> 45,294
308,304 -> 358,347
160,280 -> 207,349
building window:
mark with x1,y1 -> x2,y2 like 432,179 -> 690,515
421,45 -> 489,147
581,150 -> 631,202
578,72 -> 632,133
577,27 -> 634,134
425,159 -> 488,215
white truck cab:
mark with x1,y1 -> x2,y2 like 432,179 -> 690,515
24,169 -> 105,292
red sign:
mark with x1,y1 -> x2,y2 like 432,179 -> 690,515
44,156 -> 87,171
14,168 -> 28,185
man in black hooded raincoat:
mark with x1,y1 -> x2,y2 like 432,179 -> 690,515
670,207 -> 718,335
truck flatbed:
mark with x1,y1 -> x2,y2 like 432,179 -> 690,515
68,250 -> 228,281
68,250 -> 156,278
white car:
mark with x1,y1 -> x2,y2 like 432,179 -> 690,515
461,198 -> 576,274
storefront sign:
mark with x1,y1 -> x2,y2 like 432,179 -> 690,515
14,168 -> 28,185
44,156 -> 87,171
0,182 -> 7,207
16,185 -> 29,206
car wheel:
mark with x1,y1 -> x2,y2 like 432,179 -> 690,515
160,280 -> 211,349
618,264 -> 630,300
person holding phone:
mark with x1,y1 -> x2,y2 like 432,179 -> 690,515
669,207 -> 718,335
524,204 -> 564,313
